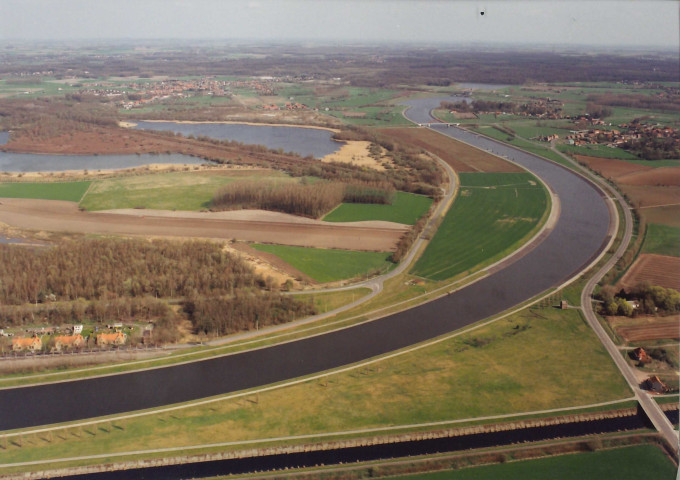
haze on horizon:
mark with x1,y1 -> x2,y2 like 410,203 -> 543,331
0,0 -> 677,51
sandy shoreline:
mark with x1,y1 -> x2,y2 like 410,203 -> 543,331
123,119 -> 341,133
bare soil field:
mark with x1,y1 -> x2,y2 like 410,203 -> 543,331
614,318 -> 680,342
0,199 -> 406,251
376,127 -> 523,173
617,167 -> 680,187
574,155 -> 653,179
618,253 -> 680,291
574,155 -> 680,226
640,205 -> 680,228
620,185 -> 680,209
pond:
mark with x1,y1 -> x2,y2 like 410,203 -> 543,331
133,121 -> 342,159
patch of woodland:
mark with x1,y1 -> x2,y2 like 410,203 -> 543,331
212,179 -> 395,218
0,238 -> 316,341
596,282 -> 680,317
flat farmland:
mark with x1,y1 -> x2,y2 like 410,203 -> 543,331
323,192 -> 433,225
0,198 -> 406,251
0,181 -> 91,202
643,224 -> 680,257
618,254 -> 680,291
411,172 -> 548,281
252,244 -> 393,283
80,170 -> 292,211
376,127 -> 523,173
393,445 -> 677,480
615,318 -> 680,342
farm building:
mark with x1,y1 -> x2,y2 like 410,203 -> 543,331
96,332 -> 127,346
12,335 -> 42,352
632,347 -> 650,363
644,375 -> 669,394
53,334 -> 84,352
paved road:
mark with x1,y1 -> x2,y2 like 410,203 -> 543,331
0,100 -> 612,431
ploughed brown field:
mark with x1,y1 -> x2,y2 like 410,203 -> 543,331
376,127 -> 523,173
574,155 -> 680,227
0,199 -> 407,252
616,319 -> 680,342
619,254 -> 680,292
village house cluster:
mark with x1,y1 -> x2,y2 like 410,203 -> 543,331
6,323 -> 132,354
566,119 -> 680,149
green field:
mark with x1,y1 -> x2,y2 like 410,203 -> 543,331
252,244 -> 393,283
0,307 -> 632,472
557,143 -> 639,160
0,181 -> 91,202
79,171 -> 292,211
390,445 -> 676,480
323,192 -> 432,225
412,172 -> 549,280
643,224 -> 680,257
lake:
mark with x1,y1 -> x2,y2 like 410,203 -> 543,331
133,121 -> 342,159
0,132 -> 9,146
0,152 -> 206,173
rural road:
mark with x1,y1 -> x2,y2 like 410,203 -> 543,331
0,99 -> 613,432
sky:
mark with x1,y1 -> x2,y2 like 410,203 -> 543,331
0,0 -> 677,50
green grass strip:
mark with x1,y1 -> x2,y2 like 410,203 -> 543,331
323,192 -> 433,225
252,244 -> 393,283
0,181 -> 91,202
391,444 -> 676,480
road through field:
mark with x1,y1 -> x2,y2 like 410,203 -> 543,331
0,100 -> 613,431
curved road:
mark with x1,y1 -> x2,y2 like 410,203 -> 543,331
0,100 -> 611,431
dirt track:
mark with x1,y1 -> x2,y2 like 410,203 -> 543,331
0,198 -> 406,251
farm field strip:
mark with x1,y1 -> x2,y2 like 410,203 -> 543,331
616,321 -> 680,342
78,170 -> 292,211
323,191 -> 433,225
251,244 -> 394,283
618,253 -> 680,291
643,224 -> 680,257
0,198 -> 405,251
391,444 -> 677,480
412,172 -> 549,281
375,127 -> 523,173
0,181 -> 91,202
